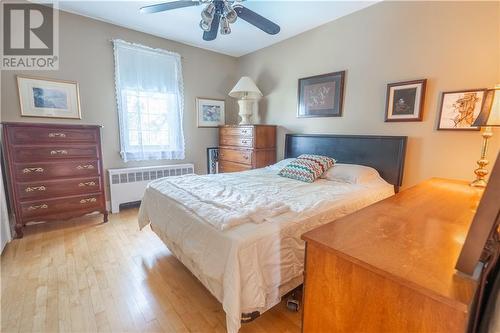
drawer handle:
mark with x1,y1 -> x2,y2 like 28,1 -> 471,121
80,197 -> 97,204
78,181 -> 96,187
25,186 -> 46,192
244,155 -> 249,160
28,204 -> 48,210
241,130 -> 248,134
22,167 -> 44,174
76,164 -> 95,170
50,150 -> 68,155
241,140 -> 248,144
48,132 -> 66,138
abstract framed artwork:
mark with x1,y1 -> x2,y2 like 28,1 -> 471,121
437,89 -> 486,131
197,98 -> 225,128
206,147 -> 219,174
17,75 -> 81,119
297,71 -> 345,118
385,79 -> 427,122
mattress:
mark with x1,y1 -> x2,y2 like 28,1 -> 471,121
138,165 -> 394,333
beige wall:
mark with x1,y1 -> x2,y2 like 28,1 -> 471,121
1,1 -> 499,192
0,9 -> 238,180
236,1 -> 500,188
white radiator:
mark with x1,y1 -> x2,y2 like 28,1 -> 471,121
108,163 -> 194,213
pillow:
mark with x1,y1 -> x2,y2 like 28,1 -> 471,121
278,154 -> 335,183
320,163 -> 380,184
267,158 -> 296,170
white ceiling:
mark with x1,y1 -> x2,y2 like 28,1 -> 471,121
56,1 -> 377,57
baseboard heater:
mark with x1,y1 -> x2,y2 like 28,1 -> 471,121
108,164 -> 194,213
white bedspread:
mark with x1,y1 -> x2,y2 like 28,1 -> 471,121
145,173 -> 290,230
138,166 -> 394,333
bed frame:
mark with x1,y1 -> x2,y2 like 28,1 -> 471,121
284,134 -> 408,192
241,134 -> 408,323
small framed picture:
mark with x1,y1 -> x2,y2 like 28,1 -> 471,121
385,79 -> 427,122
206,147 -> 219,174
197,98 -> 225,128
298,71 -> 345,118
17,75 -> 81,119
437,89 -> 486,131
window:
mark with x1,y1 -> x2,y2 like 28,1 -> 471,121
113,39 -> 185,162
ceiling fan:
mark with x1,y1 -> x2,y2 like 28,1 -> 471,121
140,0 -> 280,41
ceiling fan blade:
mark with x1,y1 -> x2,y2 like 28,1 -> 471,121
233,5 -> 280,35
140,1 -> 200,14
203,13 -> 220,41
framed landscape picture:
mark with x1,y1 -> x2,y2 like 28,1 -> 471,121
385,79 -> 426,122
197,98 -> 225,128
17,75 -> 81,119
437,89 -> 486,131
298,71 -> 345,118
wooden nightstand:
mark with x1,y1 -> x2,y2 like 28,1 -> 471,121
218,125 -> 276,173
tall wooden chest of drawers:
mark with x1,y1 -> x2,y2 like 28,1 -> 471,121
2,122 -> 108,238
218,125 -> 276,173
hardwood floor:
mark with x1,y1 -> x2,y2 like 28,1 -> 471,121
1,208 -> 301,333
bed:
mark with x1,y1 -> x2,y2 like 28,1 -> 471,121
138,134 -> 407,333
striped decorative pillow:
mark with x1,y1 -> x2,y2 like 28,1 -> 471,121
278,154 -> 335,183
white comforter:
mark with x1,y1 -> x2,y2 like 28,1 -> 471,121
138,166 -> 394,333
144,172 -> 291,230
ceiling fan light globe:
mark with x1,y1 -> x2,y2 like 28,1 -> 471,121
220,17 -> 231,35
201,10 -> 213,21
199,19 -> 212,31
201,3 -> 215,20
225,9 -> 237,23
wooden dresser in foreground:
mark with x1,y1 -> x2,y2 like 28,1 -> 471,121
2,122 -> 108,238
218,125 -> 276,173
302,178 -> 482,333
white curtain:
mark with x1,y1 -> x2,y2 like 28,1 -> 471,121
0,162 -> 12,253
113,39 -> 185,162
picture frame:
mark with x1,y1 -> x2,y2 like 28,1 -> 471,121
385,79 -> 427,122
206,147 -> 219,174
197,98 -> 225,128
297,71 -> 345,118
437,89 -> 486,131
17,75 -> 81,119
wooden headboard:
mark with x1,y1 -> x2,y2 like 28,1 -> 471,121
284,134 -> 408,191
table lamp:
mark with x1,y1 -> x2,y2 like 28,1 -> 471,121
470,84 -> 500,187
229,76 -> 262,125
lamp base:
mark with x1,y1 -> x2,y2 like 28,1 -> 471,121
470,178 -> 488,188
237,99 -> 256,125
470,127 -> 492,188
239,114 -> 252,125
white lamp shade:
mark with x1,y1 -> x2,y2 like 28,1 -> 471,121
229,76 -> 262,99
473,84 -> 500,127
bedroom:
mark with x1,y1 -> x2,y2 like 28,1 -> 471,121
0,0 -> 499,332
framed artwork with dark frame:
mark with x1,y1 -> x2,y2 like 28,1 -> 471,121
206,147 -> 219,174
437,89 -> 486,131
297,71 -> 345,118
385,79 -> 427,122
